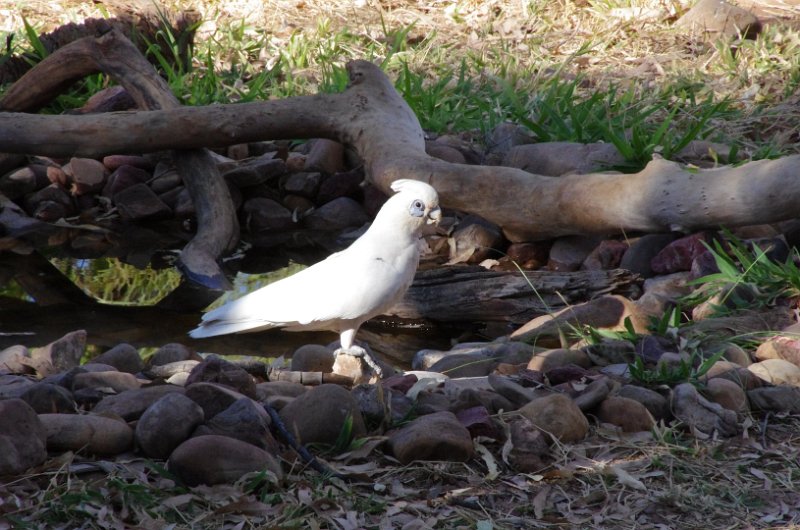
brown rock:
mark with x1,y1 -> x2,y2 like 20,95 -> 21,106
0,166 -> 38,198
582,239 -> 628,270
278,384 -> 366,445
102,165 -> 151,197
503,242 -> 550,270
748,359 -> 800,386
448,216 -> 504,264
72,371 -> 141,393
114,183 -> 172,221
194,398 -> 277,451
705,378 -> 748,414
304,197 -> 369,231
650,232 -> 714,275
503,142 -> 626,176
243,197 -> 294,232
103,155 -> 153,172
255,381 -> 308,401
135,393 -> 204,459
675,0 -> 761,39
222,155 -> 287,188
548,235 -> 603,272
619,233 -> 677,278
284,171 -> 321,198
507,417 -> 550,472
597,396 -> 656,432
168,435 -> 283,486
40,413 -> 133,454
185,382 -> 249,419
528,348 -> 591,372
316,167 -> 364,204
387,411 -> 474,464
20,383 -> 76,414
519,393 -> 589,442
573,377 -> 617,411
755,336 -> 800,366
67,158 -> 107,195
617,385 -> 670,421
28,330 -> 86,377
705,361 -> 763,390
149,343 -> 199,366
487,373 -> 539,407
0,399 -> 47,475
426,142 -> 466,164
304,139 -> 345,174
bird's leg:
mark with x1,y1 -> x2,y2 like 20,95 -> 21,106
334,328 -> 383,377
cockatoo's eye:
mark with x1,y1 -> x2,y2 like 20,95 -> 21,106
409,199 -> 425,217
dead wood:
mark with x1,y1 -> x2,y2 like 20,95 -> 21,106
1,57 -> 800,242
1,28 -> 238,290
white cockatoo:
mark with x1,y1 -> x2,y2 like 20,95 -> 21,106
189,179 -> 441,375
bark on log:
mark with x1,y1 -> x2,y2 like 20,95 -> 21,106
0,28 -> 238,289
0,59 -> 798,242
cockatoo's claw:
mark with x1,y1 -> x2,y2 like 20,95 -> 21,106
334,346 -> 384,378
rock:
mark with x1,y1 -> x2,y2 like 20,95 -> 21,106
73,86 -> 135,113
502,242 -> 551,270
304,197 -> 369,231
528,349 -> 591,372
28,330 -> 86,377
597,396 -> 656,432
168,435 -> 283,486
747,386 -> 800,413
573,377 -> 616,411
134,393 -> 204,459
222,155 -> 287,187
455,406 -> 498,439
102,165 -> 151,197
671,383 -> 739,437
91,343 -> 144,374
103,155 -> 153,172
255,381 -> 308,401
675,0 -> 761,40
448,216 -> 504,265
40,413 -> 133,454
642,272 -> 694,301
0,166 -> 38,199
283,171 -> 322,198
0,344 -> 31,374
705,378 -> 748,413
519,393 -> 589,442
149,343 -> 199,366
485,122 -> 536,161
304,139 -> 345,174
617,385 -> 671,421
656,352 -> 691,372
72,371 -> 141,393
67,157 -> 107,195
278,384 -> 366,445
428,353 -> 497,378
144,360 -> 200,380
185,382 -> 249,419
722,343 -> 752,367
185,356 -> 257,398
426,142 -> 466,164
691,283 -> 760,320
24,184 -> 73,218
387,411 -> 474,464
747,359 -> 800,386
242,197 -> 295,232
316,167 -> 364,204
650,232 -> 714,275
545,364 -> 591,385
195,398 -> 277,451
705,360 -> 764,390
20,383 -> 76,414
487,374 -> 539,408
283,194 -> 315,213
634,335 -> 672,364
619,234 -> 677,278
507,417 -> 550,472
92,384 -> 185,421
755,336 -> 800,366
548,235 -> 603,272
331,348 -> 392,384
149,170 -> 182,194
290,344 -> 334,372
0,399 -> 47,475
582,239 -> 628,270
114,184 -> 172,221
512,295 -> 649,347
503,142 -> 626,176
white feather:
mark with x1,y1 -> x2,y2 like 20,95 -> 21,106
189,180 -> 441,345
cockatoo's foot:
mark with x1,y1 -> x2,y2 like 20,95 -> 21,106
334,345 -> 384,378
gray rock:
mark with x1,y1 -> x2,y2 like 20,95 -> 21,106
40,413 -> 133,454
425,142 -> 466,164
387,411 -> 474,464
149,343 -> 199,367
503,142 -> 626,176
185,382 -> 249,419
168,435 -> 283,486
748,386 -> 800,413
283,171 -> 322,198
304,197 -> 369,231
448,216 -> 504,265
290,344 -> 334,372
507,417 -> 549,473
619,234 -> 677,278
20,382 -> 76,414
135,393 -> 204,459
114,183 -> 172,221
528,348 -> 592,372
0,374 -> 36,398
145,360 -> 201,380
573,377 -> 617,412
487,374 -> 539,407
671,382 -> 739,438
29,330 -> 86,377
92,384 -> 185,421
0,344 -> 31,374
195,398 -> 277,451
581,239 -> 628,271
519,393 -> 588,443
185,356 -> 257,398
278,384 -> 366,446
548,235 -> 603,272
0,399 -> 47,475
675,0 -> 761,39
747,359 -> 800,386
617,385 -> 670,421
91,343 -> 144,374
255,381 -> 308,401
304,139 -> 345,174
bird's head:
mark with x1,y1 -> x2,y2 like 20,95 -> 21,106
387,179 -> 441,233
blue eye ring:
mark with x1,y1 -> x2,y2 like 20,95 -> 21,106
409,199 -> 425,217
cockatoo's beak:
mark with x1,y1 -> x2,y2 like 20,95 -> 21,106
427,207 -> 442,225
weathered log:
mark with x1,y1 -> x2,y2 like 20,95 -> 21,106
1,60 -> 799,242
0,28 -> 238,289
